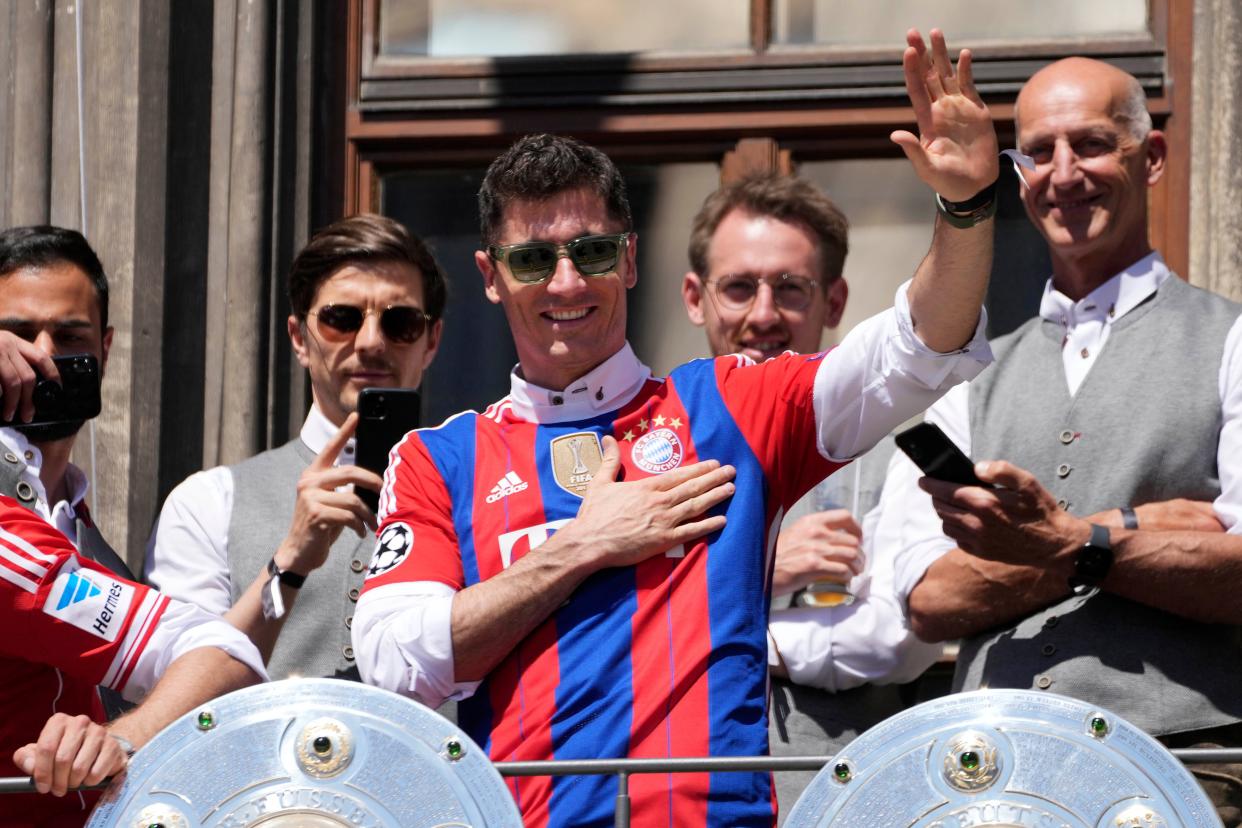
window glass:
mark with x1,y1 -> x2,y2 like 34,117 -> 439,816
798,158 -> 1050,339
380,0 -> 750,57
772,0 -> 1148,47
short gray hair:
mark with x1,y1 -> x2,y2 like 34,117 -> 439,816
1113,74 -> 1152,142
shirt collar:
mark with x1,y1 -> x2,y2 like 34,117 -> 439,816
299,404 -> 357,465
1039,251 -> 1169,328
508,342 -> 652,424
0,427 -> 90,516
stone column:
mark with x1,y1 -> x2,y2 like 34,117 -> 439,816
1190,0 -> 1242,300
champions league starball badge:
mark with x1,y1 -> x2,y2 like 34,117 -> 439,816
785,690 -> 1221,828
367,522 -> 412,578
86,679 -> 521,828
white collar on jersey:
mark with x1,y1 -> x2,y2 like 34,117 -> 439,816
508,342 -> 653,424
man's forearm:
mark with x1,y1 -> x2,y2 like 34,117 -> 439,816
907,549 -> 1068,642
1104,530 -> 1242,624
108,647 -> 261,749
451,534 -> 599,681
223,568 -> 300,662
907,216 -> 993,353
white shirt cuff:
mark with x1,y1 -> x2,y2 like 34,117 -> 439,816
353,582 -> 481,708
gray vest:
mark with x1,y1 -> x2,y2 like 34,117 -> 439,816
0,446 -> 132,579
227,438 -> 369,681
957,274 -> 1242,735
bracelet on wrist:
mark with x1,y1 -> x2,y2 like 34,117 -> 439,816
935,179 -> 999,229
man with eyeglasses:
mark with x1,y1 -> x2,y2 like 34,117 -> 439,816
681,175 -> 945,818
356,30 -> 997,825
146,214 -> 444,681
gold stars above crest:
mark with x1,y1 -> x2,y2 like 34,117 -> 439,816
621,413 -> 686,442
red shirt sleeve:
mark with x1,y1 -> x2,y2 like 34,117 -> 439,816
363,430 -> 465,593
713,351 -> 845,511
0,496 -> 169,694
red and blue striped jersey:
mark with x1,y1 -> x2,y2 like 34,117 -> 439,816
364,352 -> 841,827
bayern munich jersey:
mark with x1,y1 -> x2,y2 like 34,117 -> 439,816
363,351 -> 841,827
0,495 -> 169,825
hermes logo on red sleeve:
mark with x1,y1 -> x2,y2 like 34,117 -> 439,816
42,559 -> 133,642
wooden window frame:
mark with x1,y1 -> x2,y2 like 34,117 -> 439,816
342,0 -> 1191,273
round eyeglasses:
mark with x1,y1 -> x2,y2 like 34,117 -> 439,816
706,273 -> 821,312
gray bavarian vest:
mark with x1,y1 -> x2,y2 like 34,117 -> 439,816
0,445 -> 132,579
956,275 -> 1242,735
227,438 -> 370,681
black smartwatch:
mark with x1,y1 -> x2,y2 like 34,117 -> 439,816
1069,523 -> 1113,594
267,556 -> 307,589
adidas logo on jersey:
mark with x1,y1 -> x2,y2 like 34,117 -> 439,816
486,471 -> 529,503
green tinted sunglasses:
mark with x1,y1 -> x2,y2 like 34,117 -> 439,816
488,232 -> 631,284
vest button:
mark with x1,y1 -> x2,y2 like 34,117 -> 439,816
1057,463 -> 1071,478
1044,615 -> 1059,628
343,645 -> 354,661
1041,644 -> 1056,656
345,615 -> 353,629
3,452 -> 17,463
24,450 -> 33,461
15,481 -> 35,502
348,588 -> 360,602
551,395 -> 563,405
350,559 -> 365,573
1059,430 -> 1074,444
1036,675 -> 1053,689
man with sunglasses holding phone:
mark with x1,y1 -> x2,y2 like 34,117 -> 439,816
146,214 -> 445,682
681,175 -> 945,817
357,29 -> 997,825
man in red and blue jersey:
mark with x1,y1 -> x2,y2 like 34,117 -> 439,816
356,30 -> 1000,826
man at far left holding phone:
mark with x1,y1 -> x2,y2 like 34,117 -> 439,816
145,214 -> 445,682
0,225 -> 130,579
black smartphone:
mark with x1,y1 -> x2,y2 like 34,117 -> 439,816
354,387 -> 422,513
895,422 -> 986,486
0,353 -> 101,427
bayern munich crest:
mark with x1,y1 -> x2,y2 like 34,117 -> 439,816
631,427 -> 684,474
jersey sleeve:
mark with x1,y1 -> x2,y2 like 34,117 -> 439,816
0,497 -> 170,696
713,351 -> 842,512
363,428 -> 465,593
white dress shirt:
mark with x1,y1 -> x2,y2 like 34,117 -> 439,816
144,405 -> 354,613
354,282 -> 994,707
766,448 -> 946,692
883,253 -> 1242,595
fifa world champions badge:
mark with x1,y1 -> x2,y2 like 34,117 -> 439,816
551,432 -> 604,496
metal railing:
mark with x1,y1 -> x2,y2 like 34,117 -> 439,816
3,750 -> 1238,827
494,751 -> 1242,828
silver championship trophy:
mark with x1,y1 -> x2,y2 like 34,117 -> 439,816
785,689 -> 1222,827
86,678 -> 522,828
